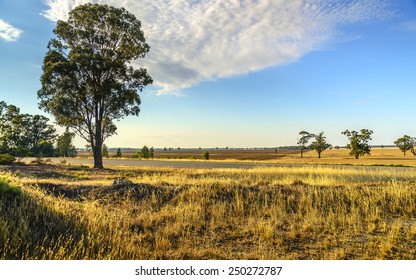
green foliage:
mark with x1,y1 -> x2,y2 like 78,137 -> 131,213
116,148 -> 122,157
14,146 -> 29,160
141,145 -> 150,158
38,140 -> 55,157
0,154 -> 16,165
311,132 -> 331,158
37,3 -> 152,169
56,128 -> 77,157
342,129 -> 373,159
0,176 -> 21,197
297,131 -> 313,158
0,101 -> 56,156
102,144 -> 109,158
202,151 -> 210,160
394,135 -> 415,156
135,145 -> 154,159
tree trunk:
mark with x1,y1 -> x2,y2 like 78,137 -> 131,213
93,120 -> 104,169
355,154 -> 359,159
93,146 -> 103,169
318,152 -> 321,158
300,149 -> 303,158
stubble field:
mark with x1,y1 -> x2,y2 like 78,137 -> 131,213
1,148 -> 416,259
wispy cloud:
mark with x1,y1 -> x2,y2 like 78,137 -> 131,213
398,20 -> 416,31
42,0 -> 393,95
0,19 -> 23,41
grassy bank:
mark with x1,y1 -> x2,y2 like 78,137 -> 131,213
1,164 -> 415,259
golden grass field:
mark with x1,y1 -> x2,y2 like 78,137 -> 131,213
1,147 -> 416,259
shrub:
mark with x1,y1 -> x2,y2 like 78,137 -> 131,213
0,154 -> 16,165
202,151 -> 209,160
116,148 -> 122,157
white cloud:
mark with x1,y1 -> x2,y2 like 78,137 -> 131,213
42,0 -> 393,95
0,19 -> 23,41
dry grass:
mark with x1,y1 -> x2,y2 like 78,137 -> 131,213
1,163 -> 416,260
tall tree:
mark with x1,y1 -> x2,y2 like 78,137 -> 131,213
311,132 -> 331,158
394,135 -> 415,156
297,131 -> 313,158
342,129 -> 373,159
38,4 -> 152,169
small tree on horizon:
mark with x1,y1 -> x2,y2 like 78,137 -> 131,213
297,131 -> 313,158
342,129 -> 373,159
394,135 -> 415,156
139,145 -> 150,158
102,144 -> 109,158
56,128 -> 77,157
311,132 -> 331,158
116,148 -> 122,157
202,151 -> 209,160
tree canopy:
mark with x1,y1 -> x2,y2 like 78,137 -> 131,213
342,129 -> 373,159
0,101 -> 56,157
394,135 -> 415,156
38,3 -> 152,168
311,132 -> 331,158
56,128 -> 77,157
297,131 -> 313,158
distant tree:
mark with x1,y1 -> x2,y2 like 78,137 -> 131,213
56,128 -> 77,157
342,129 -> 373,159
297,131 -> 313,158
394,135 -> 415,156
163,147 -> 168,151
138,145 -> 150,158
102,144 -> 109,158
202,151 -> 209,160
116,148 -> 122,157
149,147 -> 154,159
311,132 -> 331,158
38,4 -> 152,169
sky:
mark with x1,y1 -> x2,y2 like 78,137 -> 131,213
1,0 -> 416,149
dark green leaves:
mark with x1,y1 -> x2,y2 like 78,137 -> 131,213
342,129 -> 373,159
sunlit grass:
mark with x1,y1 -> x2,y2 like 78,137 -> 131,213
1,163 -> 416,259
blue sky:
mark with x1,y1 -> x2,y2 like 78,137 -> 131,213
1,0 -> 416,148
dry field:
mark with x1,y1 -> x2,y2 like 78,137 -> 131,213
1,160 -> 415,260
81,147 -> 416,166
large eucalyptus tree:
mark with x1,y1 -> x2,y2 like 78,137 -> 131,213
38,4 -> 152,168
